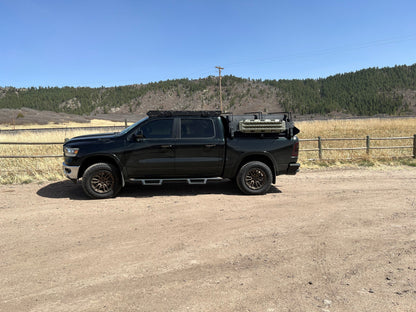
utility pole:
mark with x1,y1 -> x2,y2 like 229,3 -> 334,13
215,66 -> 224,112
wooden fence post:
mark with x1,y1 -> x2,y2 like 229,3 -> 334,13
318,137 -> 322,160
366,135 -> 370,156
413,134 -> 416,159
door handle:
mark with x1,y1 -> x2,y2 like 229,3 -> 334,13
205,144 -> 216,148
160,144 -> 173,148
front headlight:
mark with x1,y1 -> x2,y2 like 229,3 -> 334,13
64,147 -> 79,157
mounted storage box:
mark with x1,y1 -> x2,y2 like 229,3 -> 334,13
224,112 -> 297,138
238,119 -> 286,133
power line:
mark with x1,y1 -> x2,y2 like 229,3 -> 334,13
188,33 -> 416,78
215,66 -> 224,112
222,33 -> 416,69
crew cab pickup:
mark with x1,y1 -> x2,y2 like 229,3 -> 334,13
63,110 -> 300,199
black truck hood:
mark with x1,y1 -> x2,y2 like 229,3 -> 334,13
65,132 -> 119,144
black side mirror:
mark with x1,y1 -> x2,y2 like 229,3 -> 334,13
135,129 -> 144,141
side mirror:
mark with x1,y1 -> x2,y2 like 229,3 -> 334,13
134,129 -> 144,141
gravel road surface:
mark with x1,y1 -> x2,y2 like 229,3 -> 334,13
1,168 -> 415,312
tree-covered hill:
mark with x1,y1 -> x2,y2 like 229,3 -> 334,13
1,64 -> 415,119
265,64 -> 416,115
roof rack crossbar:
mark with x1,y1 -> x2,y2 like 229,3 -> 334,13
147,110 -> 222,118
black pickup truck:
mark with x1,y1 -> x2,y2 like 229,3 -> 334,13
63,111 -> 300,199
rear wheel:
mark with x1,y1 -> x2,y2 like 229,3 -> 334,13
82,163 -> 121,199
236,161 -> 273,195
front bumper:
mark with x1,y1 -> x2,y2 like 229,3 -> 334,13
63,163 -> 80,180
287,163 -> 300,175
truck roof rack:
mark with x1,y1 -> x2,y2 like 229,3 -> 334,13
147,110 -> 222,118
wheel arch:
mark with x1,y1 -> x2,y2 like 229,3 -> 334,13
236,153 -> 276,184
78,155 -> 125,186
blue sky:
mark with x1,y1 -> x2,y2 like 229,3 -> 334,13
1,0 -> 415,87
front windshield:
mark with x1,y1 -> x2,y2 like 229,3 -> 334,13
119,117 -> 148,135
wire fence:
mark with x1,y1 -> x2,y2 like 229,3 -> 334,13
0,135 -> 415,160
299,135 -> 416,160
0,125 -> 127,134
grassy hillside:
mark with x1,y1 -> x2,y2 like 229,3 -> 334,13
1,64 -> 415,119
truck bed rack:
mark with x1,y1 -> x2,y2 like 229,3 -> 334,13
223,111 -> 297,137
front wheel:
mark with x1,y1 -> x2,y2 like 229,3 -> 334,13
236,161 -> 273,195
82,163 -> 121,199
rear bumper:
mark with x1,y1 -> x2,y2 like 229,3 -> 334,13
63,163 -> 80,180
287,163 -> 300,175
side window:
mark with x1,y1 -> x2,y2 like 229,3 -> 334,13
181,119 -> 215,138
140,119 -> 173,139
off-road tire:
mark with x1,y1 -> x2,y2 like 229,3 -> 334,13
82,163 -> 121,199
236,161 -> 273,195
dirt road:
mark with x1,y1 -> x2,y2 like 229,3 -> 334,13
1,168 -> 416,312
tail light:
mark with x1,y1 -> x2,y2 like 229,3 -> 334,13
291,142 -> 299,157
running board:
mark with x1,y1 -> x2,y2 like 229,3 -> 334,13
129,177 -> 223,185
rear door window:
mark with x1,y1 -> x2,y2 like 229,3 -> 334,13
180,119 -> 215,138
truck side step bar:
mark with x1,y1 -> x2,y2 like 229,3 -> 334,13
129,177 -> 223,185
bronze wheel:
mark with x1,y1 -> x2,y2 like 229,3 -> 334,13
82,163 -> 121,199
244,167 -> 266,190
236,161 -> 273,195
90,170 -> 115,194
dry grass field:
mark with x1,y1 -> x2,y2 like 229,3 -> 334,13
297,117 -> 416,166
0,119 -> 127,130
0,121 -> 127,184
0,117 -> 415,184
